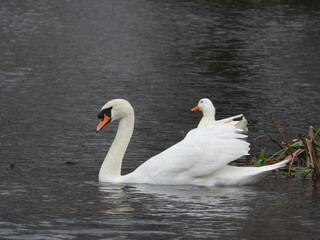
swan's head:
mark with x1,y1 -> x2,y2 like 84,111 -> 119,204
96,99 -> 134,132
191,98 -> 215,113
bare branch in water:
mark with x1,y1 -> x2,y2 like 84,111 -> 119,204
250,135 -> 283,149
250,119 -> 320,181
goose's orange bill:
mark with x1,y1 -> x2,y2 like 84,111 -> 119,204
191,106 -> 200,111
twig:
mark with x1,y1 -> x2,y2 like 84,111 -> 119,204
282,149 -> 304,178
299,134 -> 320,180
272,118 -> 293,157
310,140 -> 320,179
250,135 -> 283,149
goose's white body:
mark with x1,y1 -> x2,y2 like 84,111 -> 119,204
193,98 -> 248,133
97,99 -> 288,186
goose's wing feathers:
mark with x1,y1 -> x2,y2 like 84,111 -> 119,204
129,123 -> 249,184
215,115 -> 248,133
216,114 -> 243,123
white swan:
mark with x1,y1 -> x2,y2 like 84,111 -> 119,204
191,98 -> 248,133
96,99 -> 288,186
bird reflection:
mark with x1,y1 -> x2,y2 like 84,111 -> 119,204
98,184 -> 136,218
98,183 -> 257,219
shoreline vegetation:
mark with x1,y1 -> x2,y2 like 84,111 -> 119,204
249,118 -> 320,180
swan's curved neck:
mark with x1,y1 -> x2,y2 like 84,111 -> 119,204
99,113 -> 134,182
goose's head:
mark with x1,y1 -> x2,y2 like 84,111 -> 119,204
96,99 -> 134,132
191,98 -> 215,113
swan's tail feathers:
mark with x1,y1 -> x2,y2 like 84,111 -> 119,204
242,159 -> 289,184
260,159 -> 289,172
260,148 -> 302,172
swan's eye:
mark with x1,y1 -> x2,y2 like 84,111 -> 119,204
97,112 -> 104,119
97,107 -> 113,119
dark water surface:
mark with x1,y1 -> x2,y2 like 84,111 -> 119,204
1,0 -> 320,239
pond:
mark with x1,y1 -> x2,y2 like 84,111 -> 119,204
0,0 -> 320,239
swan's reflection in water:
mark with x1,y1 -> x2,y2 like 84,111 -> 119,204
98,183 -> 258,238
98,184 -> 136,219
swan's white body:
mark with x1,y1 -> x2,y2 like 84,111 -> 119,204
97,99 -> 288,186
192,98 -> 248,133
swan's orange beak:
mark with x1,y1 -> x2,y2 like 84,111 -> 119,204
191,106 -> 200,111
96,114 -> 111,132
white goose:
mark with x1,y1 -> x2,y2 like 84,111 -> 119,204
96,99 -> 288,186
191,98 -> 248,133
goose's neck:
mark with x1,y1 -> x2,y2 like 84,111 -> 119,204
99,114 -> 134,182
203,107 -> 216,120
198,107 -> 216,127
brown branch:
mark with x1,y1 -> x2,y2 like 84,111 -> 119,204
272,118 -> 291,148
299,133 -> 320,180
310,140 -> 320,179
250,135 -> 283,149
271,118 -> 294,162
309,126 -> 315,140
283,149 -> 304,178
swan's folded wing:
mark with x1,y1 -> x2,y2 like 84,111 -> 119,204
132,123 -> 250,184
